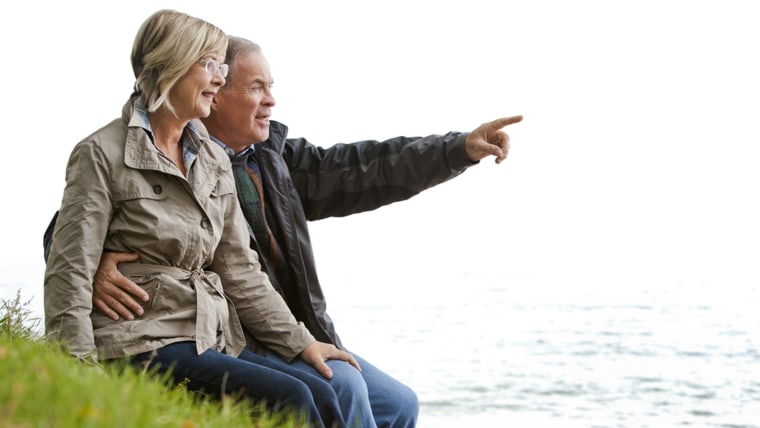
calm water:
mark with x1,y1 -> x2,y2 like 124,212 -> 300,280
5,267 -> 758,427
326,273 -> 760,428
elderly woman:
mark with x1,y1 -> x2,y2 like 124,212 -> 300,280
43,9 -> 357,426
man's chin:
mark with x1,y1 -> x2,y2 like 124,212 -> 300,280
253,129 -> 269,143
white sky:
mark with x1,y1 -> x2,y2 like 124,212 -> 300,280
2,0 -> 759,312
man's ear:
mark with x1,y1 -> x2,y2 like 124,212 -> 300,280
211,87 -> 227,111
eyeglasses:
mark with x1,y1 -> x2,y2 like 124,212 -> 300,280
198,59 -> 229,78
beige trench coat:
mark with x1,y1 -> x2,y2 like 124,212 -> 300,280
44,99 -> 314,362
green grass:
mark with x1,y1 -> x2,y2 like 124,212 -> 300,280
0,290 -> 307,428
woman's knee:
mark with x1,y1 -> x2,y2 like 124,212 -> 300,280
275,382 -> 321,425
328,360 -> 370,397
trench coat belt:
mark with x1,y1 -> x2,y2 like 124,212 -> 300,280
118,262 -> 245,356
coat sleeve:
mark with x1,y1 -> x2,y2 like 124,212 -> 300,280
44,140 -> 112,361
283,131 -> 474,220
209,169 -> 315,361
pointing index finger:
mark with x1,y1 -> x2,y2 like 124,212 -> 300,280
487,115 -> 523,131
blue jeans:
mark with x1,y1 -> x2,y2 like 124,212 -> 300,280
131,342 -> 418,428
356,353 -> 418,428
130,341 -> 332,427
250,349 -> 419,428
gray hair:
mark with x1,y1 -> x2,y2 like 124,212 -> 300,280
223,36 -> 262,86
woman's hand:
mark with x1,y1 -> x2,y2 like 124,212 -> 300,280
299,341 -> 361,379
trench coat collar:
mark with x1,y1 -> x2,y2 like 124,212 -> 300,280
120,98 -> 229,195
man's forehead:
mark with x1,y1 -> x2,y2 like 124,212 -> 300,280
237,52 -> 272,82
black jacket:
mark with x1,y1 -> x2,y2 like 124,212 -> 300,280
44,120 -> 475,349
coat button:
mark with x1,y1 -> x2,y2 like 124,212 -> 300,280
152,185 -> 162,194
200,218 -> 211,229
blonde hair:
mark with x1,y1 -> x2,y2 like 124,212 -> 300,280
131,9 -> 227,115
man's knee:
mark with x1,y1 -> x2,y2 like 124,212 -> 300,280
370,379 -> 418,428
393,384 -> 419,425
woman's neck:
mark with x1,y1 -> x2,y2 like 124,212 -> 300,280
148,109 -> 187,175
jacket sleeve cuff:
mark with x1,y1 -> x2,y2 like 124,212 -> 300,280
280,327 -> 316,362
451,132 -> 478,170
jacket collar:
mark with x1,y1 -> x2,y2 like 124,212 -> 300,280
120,98 -> 228,188
260,120 -> 289,155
